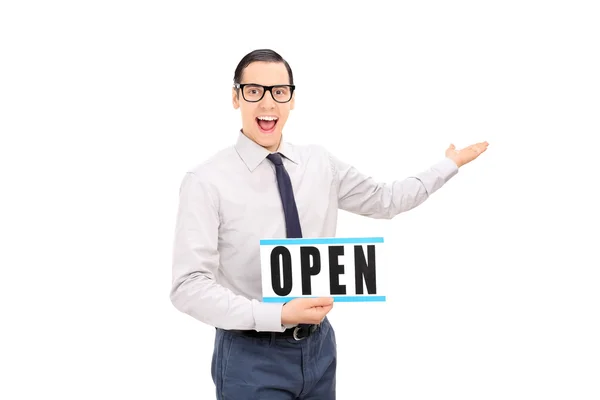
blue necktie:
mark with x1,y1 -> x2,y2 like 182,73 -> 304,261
266,153 -> 315,333
266,153 -> 303,239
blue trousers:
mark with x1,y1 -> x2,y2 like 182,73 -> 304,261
211,317 -> 337,399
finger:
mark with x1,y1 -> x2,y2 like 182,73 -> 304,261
306,297 -> 334,307
466,141 -> 487,148
469,144 -> 488,158
301,307 -> 329,323
310,306 -> 332,316
473,141 -> 488,150
312,305 -> 333,320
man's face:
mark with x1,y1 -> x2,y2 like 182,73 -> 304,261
232,61 -> 295,152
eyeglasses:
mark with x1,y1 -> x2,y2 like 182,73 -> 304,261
234,83 -> 295,103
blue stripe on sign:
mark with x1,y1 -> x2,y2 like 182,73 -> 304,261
259,237 -> 384,245
262,296 -> 386,303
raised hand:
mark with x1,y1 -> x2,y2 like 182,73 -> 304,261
445,141 -> 489,168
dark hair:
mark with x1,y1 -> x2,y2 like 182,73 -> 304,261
233,49 -> 294,85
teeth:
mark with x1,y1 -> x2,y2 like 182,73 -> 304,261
257,116 -> 278,121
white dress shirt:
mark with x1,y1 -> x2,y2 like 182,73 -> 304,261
170,131 -> 459,332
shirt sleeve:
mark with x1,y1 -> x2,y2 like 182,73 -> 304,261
170,171 -> 286,332
328,151 -> 459,219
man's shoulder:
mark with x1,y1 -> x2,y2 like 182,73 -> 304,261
176,146 -> 237,197
286,140 -> 331,161
189,145 -> 237,173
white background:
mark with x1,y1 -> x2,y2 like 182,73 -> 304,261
1,1 -> 599,399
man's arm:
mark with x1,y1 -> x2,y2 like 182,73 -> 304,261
328,151 -> 459,219
328,141 -> 488,218
169,171 -> 285,332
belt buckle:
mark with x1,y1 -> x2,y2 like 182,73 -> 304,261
292,326 -> 306,341
292,324 -> 318,341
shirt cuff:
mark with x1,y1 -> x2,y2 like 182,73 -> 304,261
252,300 -> 286,332
436,157 -> 460,181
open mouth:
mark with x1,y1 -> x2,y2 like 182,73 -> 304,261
256,115 -> 278,134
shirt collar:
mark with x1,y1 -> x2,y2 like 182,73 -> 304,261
234,130 -> 298,172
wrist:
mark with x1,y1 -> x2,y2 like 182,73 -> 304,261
281,302 -> 291,325
448,156 -> 462,168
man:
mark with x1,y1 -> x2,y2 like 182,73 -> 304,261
170,49 -> 488,399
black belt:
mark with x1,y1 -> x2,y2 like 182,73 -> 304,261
230,323 -> 320,341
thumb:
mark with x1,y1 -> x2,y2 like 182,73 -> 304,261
306,297 -> 334,307
448,143 -> 455,150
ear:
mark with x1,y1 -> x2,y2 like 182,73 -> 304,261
290,91 -> 295,110
232,88 -> 240,109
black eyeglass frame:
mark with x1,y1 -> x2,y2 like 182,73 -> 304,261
234,83 -> 296,103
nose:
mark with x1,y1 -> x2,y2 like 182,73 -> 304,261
259,89 -> 276,109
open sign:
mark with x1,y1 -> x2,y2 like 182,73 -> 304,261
259,237 -> 386,302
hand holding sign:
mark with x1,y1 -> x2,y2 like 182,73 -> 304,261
281,297 -> 334,325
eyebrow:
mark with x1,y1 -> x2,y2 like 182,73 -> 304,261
239,83 -> 292,86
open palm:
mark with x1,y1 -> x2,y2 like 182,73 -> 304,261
445,141 -> 489,167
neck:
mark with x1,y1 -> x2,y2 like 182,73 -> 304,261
241,129 -> 282,152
